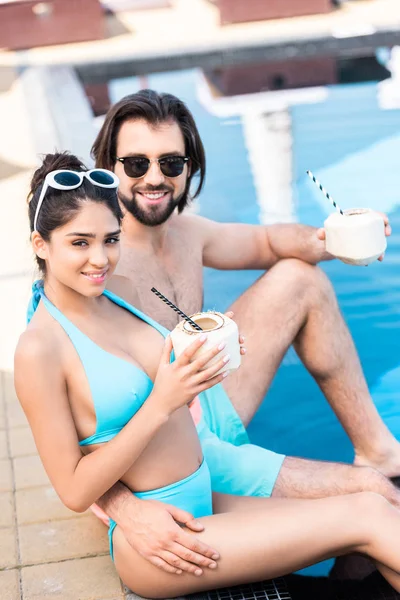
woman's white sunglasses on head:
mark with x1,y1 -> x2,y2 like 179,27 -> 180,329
33,168 -> 119,231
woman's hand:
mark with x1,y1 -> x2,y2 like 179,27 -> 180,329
225,311 -> 246,356
151,335 -> 230,416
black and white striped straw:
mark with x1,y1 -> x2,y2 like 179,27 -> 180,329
151,287 -> 203,331
306,170 -> 344,216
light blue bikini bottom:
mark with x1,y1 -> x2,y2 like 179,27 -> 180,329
108,459 -> 213,561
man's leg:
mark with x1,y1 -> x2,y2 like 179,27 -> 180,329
272,456 -> 400,508
223,258 -> 400,477
198,419 -> 400,509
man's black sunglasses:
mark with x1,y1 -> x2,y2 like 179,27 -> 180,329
116,155 -> 189,179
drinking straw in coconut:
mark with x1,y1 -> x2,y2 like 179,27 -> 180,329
306,170 -> 344,216
151,287 -> 203,331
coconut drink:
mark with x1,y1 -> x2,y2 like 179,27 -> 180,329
170,311 -> 241,375
324,208 -> 386,266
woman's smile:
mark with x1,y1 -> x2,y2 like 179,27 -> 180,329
81,268 -> 109,284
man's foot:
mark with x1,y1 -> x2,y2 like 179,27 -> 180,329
354,445 -> 400,478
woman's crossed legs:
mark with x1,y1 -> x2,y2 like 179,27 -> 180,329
113,492 -> 400,598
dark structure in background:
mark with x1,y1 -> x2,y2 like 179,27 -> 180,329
205,58 -> 337,96
81,53 -> 390,117
0,0 -> 104,51
203,55 -> 390,97
84,82 -> 111,117
215,0 -> 332,25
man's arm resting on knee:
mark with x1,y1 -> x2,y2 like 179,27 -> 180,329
95,482 -> 220,575
190,216 -> 333,270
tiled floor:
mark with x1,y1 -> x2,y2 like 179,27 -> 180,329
0,370 -> 129,600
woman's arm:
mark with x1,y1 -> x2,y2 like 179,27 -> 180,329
15,331 -> 227,514
15,330 -> 169,513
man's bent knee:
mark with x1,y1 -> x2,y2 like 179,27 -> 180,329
267,259 -> 333,297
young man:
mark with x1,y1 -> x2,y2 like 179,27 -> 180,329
91,90 -> 400,576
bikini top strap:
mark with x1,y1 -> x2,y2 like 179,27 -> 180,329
27,282 -> 171,346
26,280 -> 44,324
103,289 -> 171,338
26,279 -> 94,347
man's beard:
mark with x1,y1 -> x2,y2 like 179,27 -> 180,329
119,187 -> 183,226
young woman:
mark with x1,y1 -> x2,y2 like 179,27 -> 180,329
15,152 -> 400,598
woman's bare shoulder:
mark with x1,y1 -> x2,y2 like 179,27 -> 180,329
14,318 -> 65,415
15,324 -> 59,371
15,305 -> 63,372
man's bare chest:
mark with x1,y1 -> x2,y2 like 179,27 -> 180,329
118,245 -> 204,330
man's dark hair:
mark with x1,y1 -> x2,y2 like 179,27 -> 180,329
91,89 -> 206,213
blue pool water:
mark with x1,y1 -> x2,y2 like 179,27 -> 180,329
109,69 -> 400,574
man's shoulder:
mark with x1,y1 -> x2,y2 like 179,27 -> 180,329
173,212 -> 217,237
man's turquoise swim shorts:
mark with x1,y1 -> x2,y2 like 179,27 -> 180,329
198,384 -> 286,497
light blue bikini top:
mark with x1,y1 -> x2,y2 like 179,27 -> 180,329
27,281 -> 170,446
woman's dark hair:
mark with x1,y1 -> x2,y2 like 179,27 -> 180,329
91,89 -> 206,213
28,152 -> 122,273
